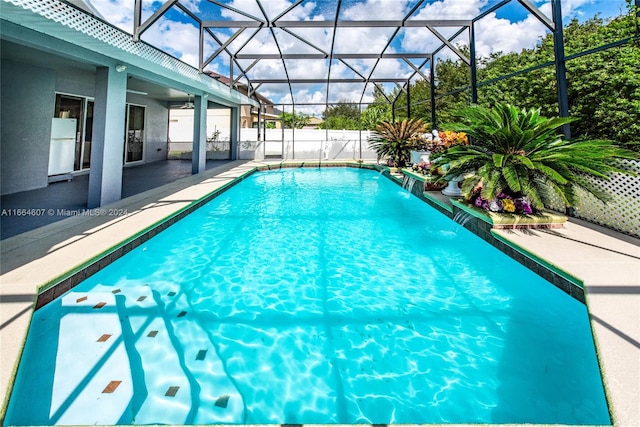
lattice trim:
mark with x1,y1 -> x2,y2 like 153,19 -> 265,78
4,0 -> 251,104
545,159 -> 640,238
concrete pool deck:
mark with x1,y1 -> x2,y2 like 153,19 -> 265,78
1,160 -> 638,426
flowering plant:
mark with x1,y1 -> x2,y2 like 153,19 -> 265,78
413,130 -> 469,154
409,133 -> 432,151
411,161 -> 431,175
429,103 -> 637,211
470,190 -> 535,215
438,130 -> 469,148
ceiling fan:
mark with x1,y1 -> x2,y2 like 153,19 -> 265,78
180,93 -> 194,109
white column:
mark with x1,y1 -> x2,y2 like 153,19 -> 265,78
192,95 -> 207,174
88,66 -> 127,208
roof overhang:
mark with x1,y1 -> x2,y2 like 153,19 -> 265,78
0,0 -> 259,108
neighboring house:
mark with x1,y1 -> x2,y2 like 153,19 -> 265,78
207,72 -> 282,129
166,73 -> 282,160
303,117 -> 325,129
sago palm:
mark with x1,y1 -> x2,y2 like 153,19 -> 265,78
369,119 -> 427,167
432,103 -> 638,210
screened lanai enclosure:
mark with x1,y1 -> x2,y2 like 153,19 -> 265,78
121,0 -> 640,236
3,0 -> 636,235
126,0 -> 637,145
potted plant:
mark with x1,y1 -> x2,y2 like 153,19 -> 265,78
369,118 -> 427,169
431,103 -> 637,215
409,130 -> 433,165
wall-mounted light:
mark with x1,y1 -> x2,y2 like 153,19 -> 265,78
203,94 -> 209,99
115,64 -> 127,72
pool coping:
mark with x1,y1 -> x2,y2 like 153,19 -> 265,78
1,160 -> 638,426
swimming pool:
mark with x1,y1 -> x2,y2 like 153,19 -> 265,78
5,167 -> 609,425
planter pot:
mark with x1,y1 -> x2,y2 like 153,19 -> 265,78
425,180 -> 446,191
441,175 -> 463,197
451,199 -> 568,230
410,150 -> 431,165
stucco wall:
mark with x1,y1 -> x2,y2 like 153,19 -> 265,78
1,60 -> 56,195
1,60 -> 173,196
56,80 -> 169,166
56,67 -> 95,98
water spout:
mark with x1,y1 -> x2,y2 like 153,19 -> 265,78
453,210 -> 474,227
402,176 -> 417,193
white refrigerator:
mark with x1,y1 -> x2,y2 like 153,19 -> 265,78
48,118 -> 77,177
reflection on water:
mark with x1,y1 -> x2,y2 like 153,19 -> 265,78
6,168 -> 610,425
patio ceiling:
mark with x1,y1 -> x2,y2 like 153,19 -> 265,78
131,0 -> 557,110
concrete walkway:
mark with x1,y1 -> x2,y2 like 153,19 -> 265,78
0,159 -> 230,240
492,222 -> 640,426
1,160 -> 638,426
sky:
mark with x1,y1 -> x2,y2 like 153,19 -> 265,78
85,0 -> 630,114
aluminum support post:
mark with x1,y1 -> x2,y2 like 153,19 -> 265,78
470,22 -> 478,104
430,59 -> 437,129
551,0 -> 570,139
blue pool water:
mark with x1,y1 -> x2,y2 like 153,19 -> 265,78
7,168 -> 609,425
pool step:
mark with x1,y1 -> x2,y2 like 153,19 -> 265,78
6,284 -> 245,425
98,283 -> 245,424
5,291 -> 134,425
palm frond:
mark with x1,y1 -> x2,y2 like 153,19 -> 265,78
435,103 -> 638,210
502,164 -> 522,193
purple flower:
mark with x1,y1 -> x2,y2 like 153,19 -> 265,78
474,197 -> 484,207
514,197 -> 534,214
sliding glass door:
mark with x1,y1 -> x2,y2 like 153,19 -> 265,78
125,104 -> 145,164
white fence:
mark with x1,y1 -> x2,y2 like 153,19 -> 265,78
240,128 -> 377,160
169,128 -> 379,161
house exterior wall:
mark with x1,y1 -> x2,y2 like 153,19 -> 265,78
0,60 -> 171,195
0,60 -> 56,195
56,67 -> 95,98
240,105 -> 252,128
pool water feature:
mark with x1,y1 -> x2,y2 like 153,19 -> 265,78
6,167 -> 609,425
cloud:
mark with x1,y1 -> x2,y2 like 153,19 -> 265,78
473,0 -> 596,58
474,12 -> 547,58
280,89 -> 326,114
220,0 -> 317,21
401,0 -> 605,60
142,18 -> 201,66
89,0 -> 134,32
341,0 -> 413,20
